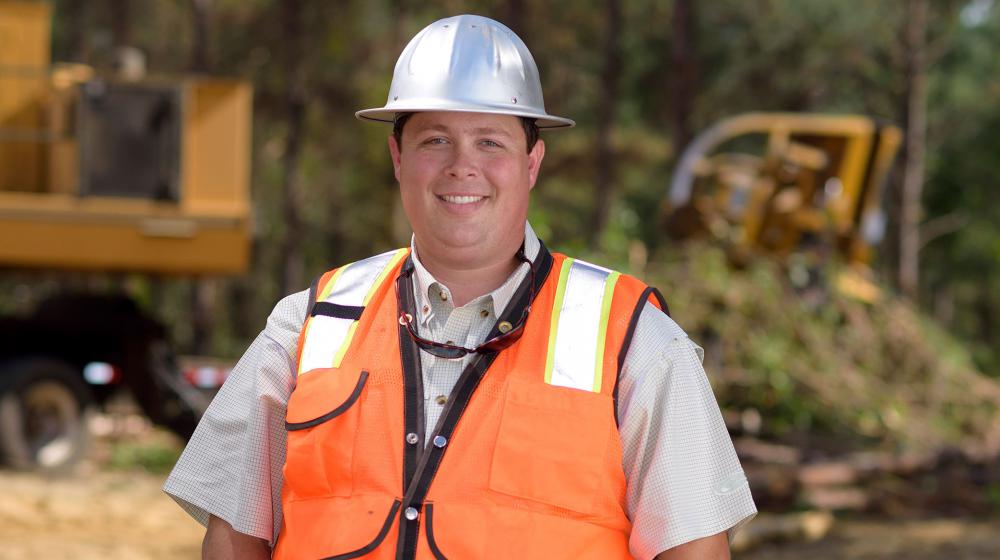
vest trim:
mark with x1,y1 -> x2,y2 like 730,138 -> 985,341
396,257 -> 425,558
424,504 -> 448,560
612,285 -> 670,427
399,258 -> 426,494
312,301 -> 365,320
305,273 -> 321,322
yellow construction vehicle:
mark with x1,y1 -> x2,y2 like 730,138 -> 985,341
664,113 -> 902,278
0,1 -> 252,471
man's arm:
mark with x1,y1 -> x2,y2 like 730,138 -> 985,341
617,304 -> 756,558
164,291 -> 308,558
203,515 -> 271,560
654,531 -> 730,560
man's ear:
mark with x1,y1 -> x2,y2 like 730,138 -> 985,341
527,139 -> 545,191
388,135 -> 402,182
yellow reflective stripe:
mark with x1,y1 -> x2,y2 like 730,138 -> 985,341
365,249 -> 408,306
319,264 -> 350,301
592,271 -> 620,392
297,318 -> 314,376
297,266 -> 350,376
329,248 -> 408,368
543,258 -> 574,385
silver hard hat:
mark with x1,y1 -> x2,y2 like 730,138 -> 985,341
356,14 -> 574,129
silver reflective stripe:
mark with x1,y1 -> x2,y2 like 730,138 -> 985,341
298,249 -> 407,375
545,258 -> 620,392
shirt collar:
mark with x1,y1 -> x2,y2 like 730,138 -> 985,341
409,222 -> 540,323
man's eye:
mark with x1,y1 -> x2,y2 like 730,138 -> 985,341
481,139 -> 501,148
423,137 -> 448,145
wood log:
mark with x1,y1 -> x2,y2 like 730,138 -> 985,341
731,511 -> 835,552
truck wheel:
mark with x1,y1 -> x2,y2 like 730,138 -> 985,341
0,358 -> 92,473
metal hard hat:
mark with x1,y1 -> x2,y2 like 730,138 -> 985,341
356,15 -> 574,129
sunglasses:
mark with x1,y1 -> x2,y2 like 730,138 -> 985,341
397,252 -> 535,360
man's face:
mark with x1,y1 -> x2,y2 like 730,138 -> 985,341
388,112 -> 545,269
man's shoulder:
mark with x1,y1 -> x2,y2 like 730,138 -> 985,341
550,252 -> 674,324
552,254 -> 648,285
636,300 -> 688,344
265,289 -> 310,338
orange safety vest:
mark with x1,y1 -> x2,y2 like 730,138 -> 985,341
274,244 -> 667,560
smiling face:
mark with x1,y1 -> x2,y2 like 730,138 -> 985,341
389,111 -> 545,274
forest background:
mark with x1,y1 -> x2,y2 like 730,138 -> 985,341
27,0 -> 1000,461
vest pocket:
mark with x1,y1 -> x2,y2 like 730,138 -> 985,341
487,377 -> 613,515
284,368 -> 368,498
319,499 -> 401,560
286,370 -> 368,430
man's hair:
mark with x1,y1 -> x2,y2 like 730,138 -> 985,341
392,113 -> 540,154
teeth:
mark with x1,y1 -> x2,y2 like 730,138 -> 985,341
441,195 -> 485,204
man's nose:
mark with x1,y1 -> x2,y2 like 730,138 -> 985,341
445,145 -> 478,179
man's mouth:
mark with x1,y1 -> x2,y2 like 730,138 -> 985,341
439,195 -> 486,204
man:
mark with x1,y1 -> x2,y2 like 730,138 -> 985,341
165,14 -> 755,560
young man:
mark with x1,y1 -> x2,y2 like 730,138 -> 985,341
165,15 -> 755,560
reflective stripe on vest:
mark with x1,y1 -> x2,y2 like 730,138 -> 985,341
544,257 -> 621,392
297,248 -> 408,375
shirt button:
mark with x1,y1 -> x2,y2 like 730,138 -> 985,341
404,506 -> 419,521
439,291 -> 449,301
435,395 -> 447,405
433,435 -> 448,448
480,309 -> 489,318
406,432 -> 419,445
422,305 -> 430,315
498,321 -> 513,333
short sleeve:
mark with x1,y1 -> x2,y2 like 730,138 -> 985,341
617,302 -> 757,560
162,289 -> 308,544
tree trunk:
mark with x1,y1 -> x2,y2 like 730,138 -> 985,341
189,279 -> 216,355
66,0 -> 88,62
670,0 -> 697,154
591,0 -> 622,246
502,0 -> 527,39
899,0 -> 928,300
186,0 -> 216,353
279,0 -> 307,296
387,0 -> 413,247
109,0 -> 131,48
187,0 -> 212,72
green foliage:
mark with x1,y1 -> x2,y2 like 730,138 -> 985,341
644,241 -> 1000,452
986,484 -> 1000,513
922,3 -> 1000,375
108,440 -> 182,475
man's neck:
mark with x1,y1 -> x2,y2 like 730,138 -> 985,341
414,247 -> 521,308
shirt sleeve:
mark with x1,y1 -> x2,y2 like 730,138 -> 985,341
617,302 -> 757,560
162,289 -> 309,544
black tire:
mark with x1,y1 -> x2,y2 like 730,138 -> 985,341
0,358 -> 93,473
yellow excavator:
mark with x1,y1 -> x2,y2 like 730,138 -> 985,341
664,112 -> 902,300
0,1 -> 251,471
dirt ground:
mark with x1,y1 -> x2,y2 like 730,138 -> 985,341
0,412 -> 203,560
0,469 -> 202,560
1,413 -> 998,560
738,517 -> 1000,560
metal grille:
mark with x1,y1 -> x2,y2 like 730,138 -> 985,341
77,81 -> 181,201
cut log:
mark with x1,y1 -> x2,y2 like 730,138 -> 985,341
731,511 -> 835,552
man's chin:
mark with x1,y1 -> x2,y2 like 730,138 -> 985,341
416,232 -> 503,261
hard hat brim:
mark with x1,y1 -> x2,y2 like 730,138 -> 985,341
355,106 -> 575,129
